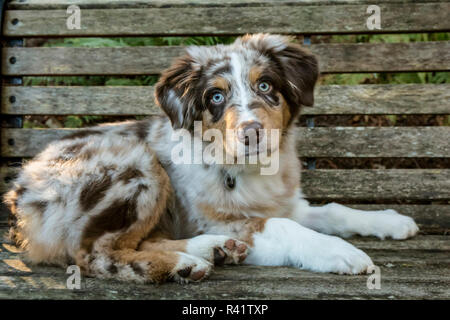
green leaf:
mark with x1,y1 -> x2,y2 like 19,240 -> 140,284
64,116 -> 84,128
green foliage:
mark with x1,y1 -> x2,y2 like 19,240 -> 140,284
28,37 -> 235,87
24,34 -> 448,128
64,116 -> 84,128
330,33 -> 450,44
44,36 -> 235,48
321,71 -> 450,86
322,33 -> 450,85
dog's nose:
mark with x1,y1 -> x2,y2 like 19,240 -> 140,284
238,121 -> 264,146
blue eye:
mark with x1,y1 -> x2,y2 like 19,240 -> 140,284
258,81 -> 271,92
211,92 -> 225,104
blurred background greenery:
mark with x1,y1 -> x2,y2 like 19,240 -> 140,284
23,33 -> 449,129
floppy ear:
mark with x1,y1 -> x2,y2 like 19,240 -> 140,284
154,53 -> 204,130
277,42 -> 318,108
239,34 -> 318,118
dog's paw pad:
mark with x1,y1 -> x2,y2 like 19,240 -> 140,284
172,253 -> 212,283
219,239 -> 248,265
187,235 -> 249,265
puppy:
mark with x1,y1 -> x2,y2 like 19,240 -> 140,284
3,34 -> 418,283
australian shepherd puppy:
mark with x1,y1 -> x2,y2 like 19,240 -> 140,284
4,34 -> 418,283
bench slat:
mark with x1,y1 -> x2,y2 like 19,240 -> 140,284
2,84 -> 449,116
0,237 -> 449,300
4,2 -> 450,36
2,165 -> 449,201
302,169 -> 450,200
298,127 -> 450,158
7,0 -> 450,10
2,127 -> 449,158
3,41 -> 450,76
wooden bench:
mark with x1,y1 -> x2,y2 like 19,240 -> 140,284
0,0 -> 449,299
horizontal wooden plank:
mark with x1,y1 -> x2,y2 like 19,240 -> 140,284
3,42 -> 450,76
302,169 -> 450,200
298,127 -> 450,157
4,3 -> 450,37
8,0 -> 448,10
1,128 -> 81,157
2,163 -> 450,201
0,225 -> 448,299
2,46 -> 182,76
307,84 -> 450,115
1,86 -> 161,115
2,127 -> 449,158
0,127 -> 445,157
312,41 -> 450,73
1,248 -> 448,278
0,265 -> 448,299
2,84 -> 449,116
3,239 -> 448,276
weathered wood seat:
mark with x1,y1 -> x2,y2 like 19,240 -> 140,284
0,0 -> 449,299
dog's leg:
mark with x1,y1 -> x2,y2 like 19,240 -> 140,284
76,226 -> 214,284
78,246 -> 212,284
139,232 -> 248,266
207,218 -> 373,274
292,198 -> 419,240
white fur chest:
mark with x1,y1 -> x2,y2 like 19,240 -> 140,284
166,162 -> 297,235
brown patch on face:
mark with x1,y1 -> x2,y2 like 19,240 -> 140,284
211,76 -> 229,92
251,93 -> 291,131
281,98 -> 292,129
79,174 -> 112,212
249,65 -> 263,85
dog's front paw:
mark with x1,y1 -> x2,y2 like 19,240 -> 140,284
186,235 -> 248,265
302,235 -> 373,275
171,253 -> 213,283
371,210 -> 419,240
